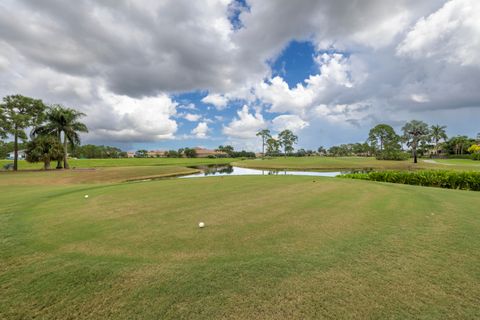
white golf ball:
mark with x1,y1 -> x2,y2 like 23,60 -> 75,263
84,195 -> 89,199
198,222 -> 205,228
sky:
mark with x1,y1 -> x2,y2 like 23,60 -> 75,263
0,0 -> 479,151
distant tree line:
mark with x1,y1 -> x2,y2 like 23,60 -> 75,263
70,145 -> 127,159
326,121 -> 480,162
215,145 -> 256,158
252,120 -> 479,163
135,148 -> 200,158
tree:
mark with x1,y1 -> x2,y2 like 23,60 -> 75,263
25,135 -> 64,170
402,120 -> 430,163
278,130 -> 298,157
0,95 -> 46,170
165,150 -> 180,158
256,129 -> 271,159
317,146 -> 326,155
70,144 -> 125,158
266,137 -> 280,155
368,124 -> 399,152
430,125 -> 448,156
183,148 -> 197,158
135,150 -> 148,158
216,145 -> 234,156
32,105 -> 88,169
447,136 -> 471,155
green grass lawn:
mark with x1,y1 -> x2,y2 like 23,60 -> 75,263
431,158 -> 480,166
234,156 -> 480,171
1,173 -> 479,319
0,157 -> 234,170
0,166 -> 200,186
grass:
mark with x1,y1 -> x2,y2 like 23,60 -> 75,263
0,166 -> 200,186
1,172 -> 479,319
0,157 -> 234,170
432,159 -> 480,166
234,156 -> 480,171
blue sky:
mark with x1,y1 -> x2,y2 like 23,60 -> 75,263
1,0 -> 479,152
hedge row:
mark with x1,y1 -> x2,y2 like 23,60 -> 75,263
340,170 -> 480,191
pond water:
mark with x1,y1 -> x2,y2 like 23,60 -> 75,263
179,165 -> 342,178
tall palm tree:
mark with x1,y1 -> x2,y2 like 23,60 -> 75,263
430,125 -> 447,156
32,105 -> 88,169
402,120 -> 430,164
256,129 -> 271,159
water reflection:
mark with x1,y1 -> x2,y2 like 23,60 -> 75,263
180,165 -> 342,178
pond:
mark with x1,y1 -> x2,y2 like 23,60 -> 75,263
179,165 -> 342,178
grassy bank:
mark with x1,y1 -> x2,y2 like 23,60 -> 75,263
1,174 -> 479,319
0,166 -> 200,186
0,157 -> 234,170
234,156 -> 480,171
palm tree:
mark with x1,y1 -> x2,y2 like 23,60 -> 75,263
402,120 -> 430,164
256,129 -> 271,159
32,105 -> 88,169
430,125 -> 447,156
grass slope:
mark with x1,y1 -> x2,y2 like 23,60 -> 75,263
1,175 -> 479,319
0,157 -> 234,170
234,156 -> 480,171
0,166 -> 200,186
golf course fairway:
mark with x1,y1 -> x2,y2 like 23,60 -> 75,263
1,175 -> 479,319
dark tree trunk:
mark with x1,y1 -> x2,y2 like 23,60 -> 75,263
413,148 -> 417,163
56,132 -> 63,169
63,134 -> 69,169
262,137 -> 265,159
44,159 -> 51,170
13,128 -> 18,171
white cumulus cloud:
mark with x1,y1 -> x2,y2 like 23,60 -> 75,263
191,122 -> 209,138
223,105 -> 266,139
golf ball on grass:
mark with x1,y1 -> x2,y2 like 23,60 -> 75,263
198,222 -> 205,228
84,195 -> 89,199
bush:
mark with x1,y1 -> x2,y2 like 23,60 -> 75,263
472,153 -> 480,161
375,150 -> 409,161
340,170 -> 480,191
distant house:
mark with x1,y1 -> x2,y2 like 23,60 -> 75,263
7,150 -> 26,160
126,151 -> 135,158
194,147 -> 227,158
147,150 -> 166,158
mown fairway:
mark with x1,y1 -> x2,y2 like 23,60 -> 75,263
1,171 -> 479,319
235,156 -> 480,171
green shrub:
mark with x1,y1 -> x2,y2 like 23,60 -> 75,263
340,170 -> 480,191
375,150 -> 409,161
472,153 -> 480,161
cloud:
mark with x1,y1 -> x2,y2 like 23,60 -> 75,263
255,53 -> 358,116
84,89 -> 178,142
2,0 -> 480,148
178,103 -> 197,111
397,0 -> 480,67
201,93 -> 229,110
271,115 -> 309,133
191,122 -> 209,138
0,0 -> 263,97
182,113 -> 202,122
223,105 -> 266,139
